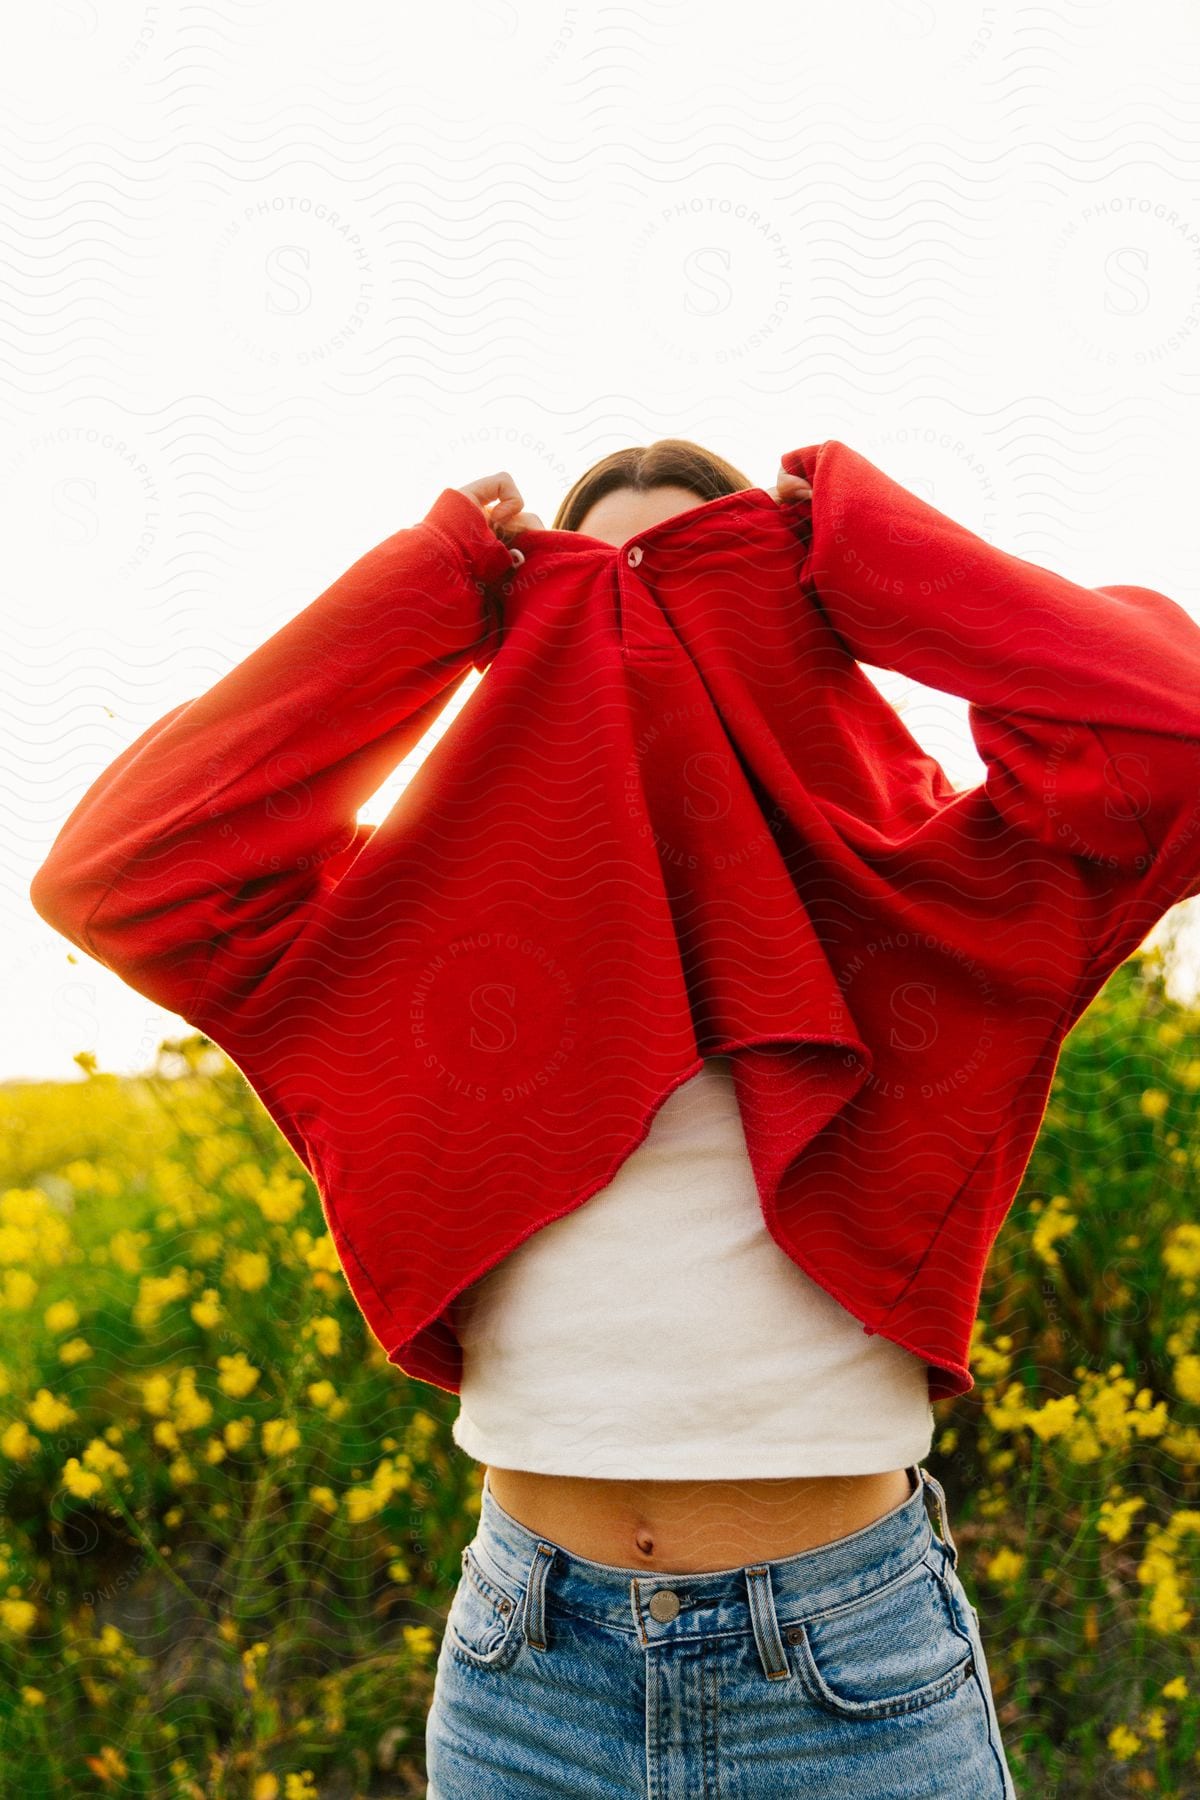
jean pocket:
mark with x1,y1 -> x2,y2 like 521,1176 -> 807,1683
790,1552 -> 976,1722
443,1542 -> 525,1673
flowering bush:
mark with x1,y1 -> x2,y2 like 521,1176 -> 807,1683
3,941 -> 1200,1794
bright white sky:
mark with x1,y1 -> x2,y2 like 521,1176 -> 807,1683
7,1 -> 1200,1084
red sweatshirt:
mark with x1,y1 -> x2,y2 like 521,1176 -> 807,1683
29,439 -> 1200,1403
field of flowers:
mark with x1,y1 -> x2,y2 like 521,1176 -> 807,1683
2,932 -> 1200,1797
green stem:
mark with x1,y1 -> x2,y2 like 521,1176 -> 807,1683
1010,1432 -> 1042,1722
228,1345 -> 313,1622
105,1488 -> 216,1625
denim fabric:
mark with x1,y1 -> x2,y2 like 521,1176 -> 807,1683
426,1462 -> 1017,1798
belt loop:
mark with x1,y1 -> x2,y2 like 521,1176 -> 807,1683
521,1543 -> 556,1652
744,1564 -> 789,1680
919,1466 -> 960,1572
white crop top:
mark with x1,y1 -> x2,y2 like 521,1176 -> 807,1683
450,1055 -> 934,1478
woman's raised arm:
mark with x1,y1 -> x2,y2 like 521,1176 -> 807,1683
29,481 -> 518,1039
776,438 -> 1200,980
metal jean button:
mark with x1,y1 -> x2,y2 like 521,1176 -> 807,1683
649,1589 -> 680,1622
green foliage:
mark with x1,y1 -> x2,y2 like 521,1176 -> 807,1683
1,945 -> 1200,1795
0,1037 -> 478,1798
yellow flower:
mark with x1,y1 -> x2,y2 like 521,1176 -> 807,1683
1130,1396 -> 1168,1440
309,1486 -> 339,1516
224,1418 -> 253,1452
307,1380 -> 337,1410
1147,1567 -> 1190,1634
1175,1355 -> 1200,1406
1108,1723 -> 1142,1760
246,1165 -> 288,1214
986,1547 -> 1025,1588
1141,1705 -> 1167,1741
305,1235 -> 342,1275
1025,1394 -> 1078,1443
167,1455 -> 196,1487
242,1641 -> 269,1693
1162,1675 -> 1189,1699
26,1388 -> 76,1432
1030,1194 -> 1078,1267
0,1187 -> 70,1270
1098,1497 -> 1145,1544
256,1171 -> 305,1224
1164,1223 -> 1200,1282
253,1776 -> 280,1800
1089,1376 -> 1138,1450
21,1687 -> 45,1706
984,1383 -> 1032,1434
82,1438 -> 129,1479
44,1299 -> 79,1333
3,1270 -> 38,1310
1167,1313 -> 1200,1357
171,1370 -> 212,1432
1,1420 -> 35,1462
284,1773 -> 319,1800
388,1558 -> 411,1582
1065,1419 -> 1102,1463
204,1438 -> 228,1465
141,1373 -> 172,1417
1140,1088 -> 1170,1120
62,1459 -> 103,1499
194,1136 -> 240,1186
133,1268 -> 191,1328
1,1188 -> 49,1228
59,1338 -> 93,1366
310,1315 -> 341,1357
108,1230 -> 148,1275
970,1339 -> 1013,1384
191,1290 -> 222,1330
229,1251 -> 270,1292
0,1599 -> 37,1635
345,1484 -> 385,1523
262,1419 -> 300,1458
217,1353 -> 261,1399
0,1226 -> 36,1267
403,1624 -> 437,1659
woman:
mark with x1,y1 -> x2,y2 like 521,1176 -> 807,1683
425,443 -> 1018,1799
32,428 -> 1200,1791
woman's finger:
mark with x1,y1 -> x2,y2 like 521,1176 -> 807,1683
457,471 -> 525,514
493,507 -> 545,539
772,466 -> 812,502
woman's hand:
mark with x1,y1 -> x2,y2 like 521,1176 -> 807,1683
457,472 -> 545,542
767,466 -> 812,504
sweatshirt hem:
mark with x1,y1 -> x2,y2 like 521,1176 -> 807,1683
448,1417 -> 936,1481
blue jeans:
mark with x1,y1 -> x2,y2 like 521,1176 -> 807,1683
426,1462 -> 1017,1797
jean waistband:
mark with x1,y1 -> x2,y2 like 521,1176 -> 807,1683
471,1462 -> 958,1647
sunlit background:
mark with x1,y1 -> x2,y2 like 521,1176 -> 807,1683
8,1 -> 1200,1084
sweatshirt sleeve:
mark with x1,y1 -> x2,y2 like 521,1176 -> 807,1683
780,439 -> 1200,981
28,486 -> 517,1038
